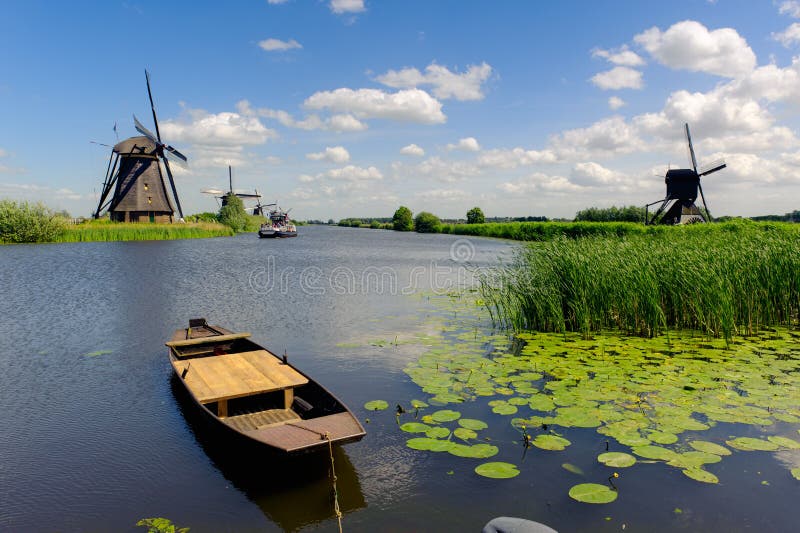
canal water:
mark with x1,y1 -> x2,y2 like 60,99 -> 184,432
0,226 -> 797,532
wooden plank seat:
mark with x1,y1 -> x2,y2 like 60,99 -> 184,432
224,408 -> 301,432
171,350 -> 309,415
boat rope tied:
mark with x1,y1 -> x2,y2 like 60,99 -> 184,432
326,432 -> 344,533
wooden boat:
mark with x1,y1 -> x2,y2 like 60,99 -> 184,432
167,319 -> 365,453
258,206 -> 297,238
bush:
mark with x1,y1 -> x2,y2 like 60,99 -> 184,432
217,194 -> 248,232
370,220 -> 381,229
392,206 -> 414,231
466,206 -> 485,224
574,205 -> 646,223
0,200 -> 67,243
185,212 -> 218,223
414,211 -> 441,233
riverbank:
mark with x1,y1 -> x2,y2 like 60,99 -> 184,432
54,220 -> 234,243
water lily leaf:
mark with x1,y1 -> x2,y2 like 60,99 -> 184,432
431,409 -> 461,422
364,400 -> 388,411
458,418 -> 488,431
682,468 -> 719,484
508,397 -> 530,406
492,403 -> 518,415
668,451 -> 722,469
646,431 -> 679,445
400,422 -> 431,433
631,445 -> 679,461
426,426 -> 451,438
474,462 -> 520,479
430,393 -> 465,405
454,427 -> 477,441
562,463 -> 584,475
411,400 -> 429,409
767,436 -> 800,449
791,467 -> 800,481
83,349 -> 113,357
598,452 -> 636,468
532,434 -> 571,451
689,440 -> 731,456
450,443 -> 499,458
568,483 -> 618,504
406,437 -> 454,452
528,395 -> 556,411
726,437 -> 780,451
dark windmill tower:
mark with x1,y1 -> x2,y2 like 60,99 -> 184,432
645,123 -> 726,225
93,71 -> 187,222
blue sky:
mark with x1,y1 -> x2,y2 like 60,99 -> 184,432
2,0 -> 800,220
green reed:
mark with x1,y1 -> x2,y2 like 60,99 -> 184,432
55,221 -> 234,242
481,221 -> 800,340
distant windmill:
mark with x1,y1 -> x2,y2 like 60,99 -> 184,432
645,123 -> 725,225
93,70 -> 187,222
202,166 -> 269,215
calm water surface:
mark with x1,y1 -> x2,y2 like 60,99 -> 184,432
1,226 -> 797,532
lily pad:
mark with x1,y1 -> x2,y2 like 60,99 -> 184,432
431,409 -> 461,422
532,434 -> 571,451
767,436 -> 800,449
726,437 -> 780,451
458,418 -> 488,430
631,445 -> 678,461
682,468 -> 719,484
406,437 -> 454,452
425,426 -> 451,439
689,440 -> 731,456
83,349 -> 113,357
400,422 -> 431,433
562,463 -> 585,475
791,467 -> 800,481
568,483 -> 618,504
474,462 -> 520,479
598,452 -> 636,468
450,443 -> 499,458
454,427 -> 477,441
364,400 -> 389,411
411,399 -> 429,409
492,403 -> 518,415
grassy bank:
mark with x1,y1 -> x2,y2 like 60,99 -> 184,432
481,221 -> 800,340
439,220 -> 666,240
55,220 -> 234,243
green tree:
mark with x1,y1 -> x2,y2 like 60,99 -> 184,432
217,194 -> 248,232
0,200 -> 67,243
466,206 -> 485,224
414,211 -> 441,233
392,206 -> 414,231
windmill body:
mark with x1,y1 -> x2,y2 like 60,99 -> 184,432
106,136 -> 176,222
93,71 -> 187,222
645,124 -> 725,225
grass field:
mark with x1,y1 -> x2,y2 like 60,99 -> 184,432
480,221 -> 800,340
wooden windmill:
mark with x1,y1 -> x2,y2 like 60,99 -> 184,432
202,166 -> 269,215
93,70 -> 187,222
645,123 -> 726,225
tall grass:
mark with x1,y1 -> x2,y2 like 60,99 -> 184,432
439,220 -> 664,241
56,221 -> 234,242
481,221 -> 800,340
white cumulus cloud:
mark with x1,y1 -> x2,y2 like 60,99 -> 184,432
773,23 -> 800,47
304,88 -> 446,124
324,165 -> 382,181
161,108 -> 277,146
634,20 -> 756,78
447,137 -> 481,152
330,0 -> 365,14
400,144 -> 425,156
375,62 -> 493,101
306,146 -> 351,163
591,66 -> 643,90
258,38 -> 302,52
779,1 -> 800,18
236,100 -> 367,132
478,148 -> 558,169
592,46 -> 645,67
608,96 -> 626,110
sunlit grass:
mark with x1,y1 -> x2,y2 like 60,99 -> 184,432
56,220 -> 234,242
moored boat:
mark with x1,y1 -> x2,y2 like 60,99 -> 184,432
259,206 -> 297,238
167,319 -> 365,453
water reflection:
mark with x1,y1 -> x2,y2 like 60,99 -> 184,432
170,377 -> 366,531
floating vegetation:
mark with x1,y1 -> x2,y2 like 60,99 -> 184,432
562,463 -> 584,475
726,437 -> 780,452
791,468 -> 800,481
532,434 -> 571,451
450,443 -> 499,459
136,517 -> 189,533
689,441 -> 731,456
681,468 -> 719,484
454,427 -> 477,441
83,349 -> 113,357
568,483 -> 618,504
364,400 -> 389,411
426,427 -> 451,439
458,419 -> 488,431
406,438 -> 454,452
598,452 -> 636,468
430,409 -> 461,422
400,422 -> 431,433
474,462 -> 520,479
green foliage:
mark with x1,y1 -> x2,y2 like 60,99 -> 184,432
217,194 -> 248,232
466,206 -> 485,224
392,206 -> 414,231
414,211 -> 441,233
56,220 -> 233,242
482,221 -> 800,339
136,517 -> 189,533
574,205 -> 646,222
184,212 -> 218,223
370,220 -> 382,229
0,200 -> 67,243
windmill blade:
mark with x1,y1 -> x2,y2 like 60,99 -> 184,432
163,144 -> 188,163
698,181 -> 713,222
144,69 -> 162,142
698,159 -> 726,176
90,140 -> 113,148
685,123 -> 698,173
133,114 -> 159,145
162,157 -> 184,220
202,188 -> 224,195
